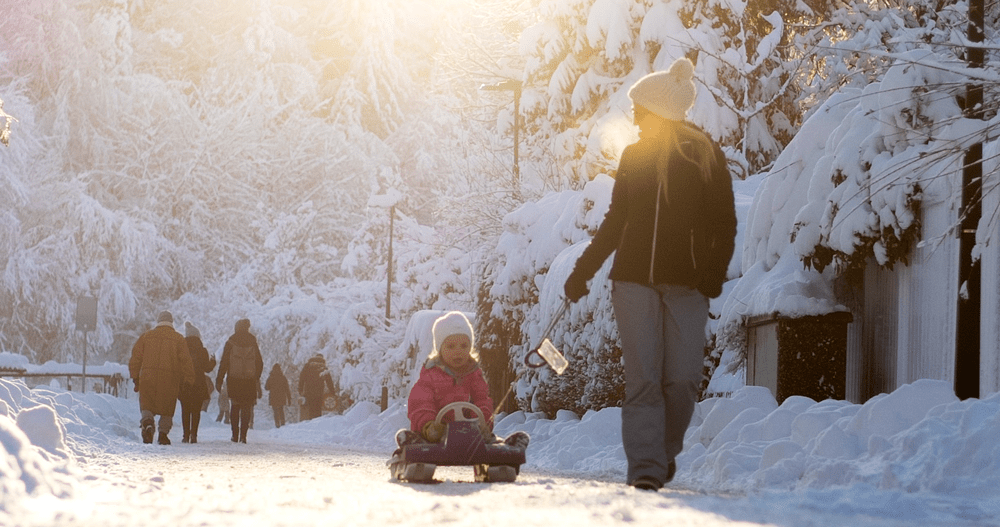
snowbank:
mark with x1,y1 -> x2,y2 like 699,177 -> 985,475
2,377 -> 998,522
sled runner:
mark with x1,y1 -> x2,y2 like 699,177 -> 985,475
389,402 -> 525,483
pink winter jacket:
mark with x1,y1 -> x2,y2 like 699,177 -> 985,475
407,359 -> 494,435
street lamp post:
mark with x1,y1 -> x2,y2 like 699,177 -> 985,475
370,188 -> 402,323
386,204 -> 394,321
480,80 -> 523,191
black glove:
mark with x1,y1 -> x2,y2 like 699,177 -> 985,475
564,268 -> 590,303
697,274 -> 725,299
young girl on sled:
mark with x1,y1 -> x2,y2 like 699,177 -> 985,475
394,311 -> 529,451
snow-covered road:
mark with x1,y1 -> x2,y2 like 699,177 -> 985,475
16,419 -> 960,527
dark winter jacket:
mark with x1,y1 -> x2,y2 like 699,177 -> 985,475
298,355 -> 335,402
129,324 -> 196,417
215,329 -> 264,405
407,358 -> 493,437
264,366 -> 292,408
570,128 -> 737,297
179,335 -> 216,404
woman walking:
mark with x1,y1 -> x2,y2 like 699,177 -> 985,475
564,57 -> 737,491
179,322 -> 216,443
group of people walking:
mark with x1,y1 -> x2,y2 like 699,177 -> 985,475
128,313 -> 331,445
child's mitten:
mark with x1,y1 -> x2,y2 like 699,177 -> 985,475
422,421 -> 446,443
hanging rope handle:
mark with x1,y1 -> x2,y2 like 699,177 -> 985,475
524,350 -> 548,368
494,299 -> 572,418
524,298 -> 570,369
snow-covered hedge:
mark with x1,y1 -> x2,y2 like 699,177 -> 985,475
480,176 -> 624,416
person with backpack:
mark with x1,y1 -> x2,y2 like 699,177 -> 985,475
298,354 -> 335,421
215,318 -> 264,443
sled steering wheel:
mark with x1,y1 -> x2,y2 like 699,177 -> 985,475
434,401 -> 487,430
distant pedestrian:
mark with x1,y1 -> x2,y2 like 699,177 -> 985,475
215,318 -> 264,443
179,322 -> 216,444
564,58 -> 737,491
298,354 -> 335,421
264,364 -> 292,428
249,382 -> 261,429
128,310 -> 196,445
215,383 -> 230,424
203,376 -> 214,412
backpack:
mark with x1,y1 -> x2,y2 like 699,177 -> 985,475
301,361 -> 325,398
229,344 -> 256,380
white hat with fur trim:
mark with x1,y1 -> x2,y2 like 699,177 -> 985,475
627,57 -> 697,121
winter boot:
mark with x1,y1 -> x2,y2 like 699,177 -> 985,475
157,432 -> 171,445
395,429 -> 424,447
631,475 -> 661,491
190,432 -> 197,444
182,432 -> 190,443
141,418 -> 155,444
503,431 -> 530,451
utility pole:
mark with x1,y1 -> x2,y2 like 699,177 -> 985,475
386,205 -> 394,321
956,0 -> 984,400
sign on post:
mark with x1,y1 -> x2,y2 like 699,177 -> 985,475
76,297 -> 97,331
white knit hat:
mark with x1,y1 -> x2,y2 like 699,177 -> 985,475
627,57 -> 696,121
432,311 -> 474,354
184,321 -> 201,338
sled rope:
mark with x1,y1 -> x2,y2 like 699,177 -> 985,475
492,382 -> 515,418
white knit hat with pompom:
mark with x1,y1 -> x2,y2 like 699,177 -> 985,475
627,57 -> 696,121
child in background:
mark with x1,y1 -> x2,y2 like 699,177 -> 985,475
215,383 -> 230,424
396,311 -> 529,450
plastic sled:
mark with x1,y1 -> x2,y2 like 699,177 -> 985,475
390,402 -> 525,483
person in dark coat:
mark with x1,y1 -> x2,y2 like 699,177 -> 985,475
178,321 -> 216,443
264,364 -> 292,428
298,354 -> 335,421
564,58 -> 737,492
215,318 -> 264,443
129,310 -> 196,445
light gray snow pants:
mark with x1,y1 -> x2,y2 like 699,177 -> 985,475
612,281 -> 708,485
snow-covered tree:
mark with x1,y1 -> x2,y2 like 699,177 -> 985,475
0,0 -> 493,372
